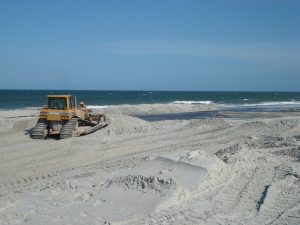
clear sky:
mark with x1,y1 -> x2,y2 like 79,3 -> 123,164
0,0 -> 299,91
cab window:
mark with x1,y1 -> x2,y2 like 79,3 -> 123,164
48,98 -> 67,110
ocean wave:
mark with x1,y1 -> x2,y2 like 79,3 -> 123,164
173,101 -> 213,105
86,105 -> 109,109
230,101 -> 300,107
25,107 -> 43,110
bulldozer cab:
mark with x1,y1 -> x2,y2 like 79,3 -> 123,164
48,98 -> 67,110
47,95 -> 77,110
39,95 -> 78,122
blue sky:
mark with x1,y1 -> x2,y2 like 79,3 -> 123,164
0,0 -> 299,91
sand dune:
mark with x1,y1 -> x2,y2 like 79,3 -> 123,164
0,105 -> 300,224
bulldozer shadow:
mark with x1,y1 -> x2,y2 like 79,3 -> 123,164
24,128 -> 61,140
24,128 -> 34,136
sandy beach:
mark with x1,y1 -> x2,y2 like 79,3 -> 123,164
0,104 -> 300,225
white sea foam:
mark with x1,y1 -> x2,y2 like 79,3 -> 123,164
224,101 -> 300,108
86,105 -> 109,109
241,101 -> 300,107
173,101 -> 213,105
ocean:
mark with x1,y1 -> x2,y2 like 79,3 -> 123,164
0,89 -> 300,110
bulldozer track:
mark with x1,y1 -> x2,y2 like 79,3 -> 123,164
31,119 -> 48,139
0,175 -> 60,196
60,118 -> 79,139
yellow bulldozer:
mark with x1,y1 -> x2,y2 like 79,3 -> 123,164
31,95 -> 107,139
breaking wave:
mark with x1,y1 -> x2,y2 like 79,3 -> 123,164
86,105 -> 109,109
173,101 -> 214,105
235,101 -> 300,107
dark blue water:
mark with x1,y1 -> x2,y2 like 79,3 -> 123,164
0,89 -> 300,110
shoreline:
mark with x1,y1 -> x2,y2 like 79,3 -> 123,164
1,102 -> 299,121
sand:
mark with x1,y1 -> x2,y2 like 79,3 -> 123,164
0,104 -> 300,225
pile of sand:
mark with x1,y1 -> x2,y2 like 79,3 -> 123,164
104,113 -> 149,136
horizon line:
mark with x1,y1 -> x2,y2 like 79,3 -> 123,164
0,88 -> 299,93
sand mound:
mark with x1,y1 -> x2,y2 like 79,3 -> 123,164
94,103 -> 220,115
238,121 -> 268,130
104,114 -> 149,136
267,118 -> 300,132
150,157 -> 208,191
116,156 -> 209,192
237,118 -> 300,136
180,118 -> 229,132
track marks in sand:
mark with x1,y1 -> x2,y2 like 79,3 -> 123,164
255,176 -> 300,225
0,173 -> 56,193
251,163 -> 300,225
210,147 -> 278,219
271,204 -> 300,225
211,136 -> 300,225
